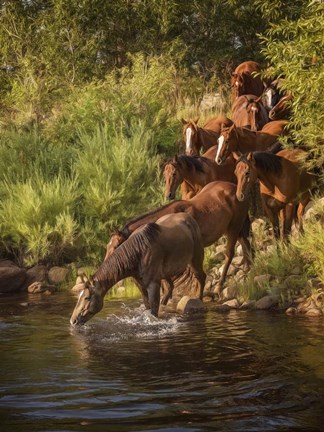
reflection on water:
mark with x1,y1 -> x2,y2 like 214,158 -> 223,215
0,291 -> 324,432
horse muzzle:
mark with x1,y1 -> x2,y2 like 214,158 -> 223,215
167,192 -> 175,200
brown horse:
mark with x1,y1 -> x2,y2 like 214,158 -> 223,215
105,181 -> 252,294
70,213 -> 206,325
182,115 -> 233,156
215,120 -> 289,165
231,61 -> 264,102
232,94 -> 269,131
163,154 -> 236,200
233,150 -> 316,240
269,94 -> 293,120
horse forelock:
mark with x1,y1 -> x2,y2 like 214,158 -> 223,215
95,223 -> 161,284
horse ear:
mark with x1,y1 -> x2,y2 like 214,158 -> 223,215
255,95 -> 262,103
181,118 -> 187,125
232,151 -> 241,161
247,152 -> 254,161
193,117 -> 199,124
174,154 -> 178,162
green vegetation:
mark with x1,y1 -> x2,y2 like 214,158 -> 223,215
0,0 -> 323,297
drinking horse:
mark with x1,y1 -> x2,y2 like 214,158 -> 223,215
70,213 -> 206,325
163,154 -> 236,200
215,120 -> 288,166
106,181 -> 252,295
232,94 -> 269,131
233,150 -> 316,240
182,115 -> 233,156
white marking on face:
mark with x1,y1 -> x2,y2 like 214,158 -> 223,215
78,290 -> 84,300
185,127 -> 192,151
108,240 -> 112,246
251,106 -> 257,111
266,89 -> 272,108
216,135 -> 224,162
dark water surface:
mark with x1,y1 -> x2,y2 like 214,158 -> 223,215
0,292 -> 324,432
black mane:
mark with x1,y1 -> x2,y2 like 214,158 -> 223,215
95,223 -> 161,283
252,151 -> 282,174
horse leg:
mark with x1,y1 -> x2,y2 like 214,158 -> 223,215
262,196 -> 280,239
214,235 -> 236,296
133,278 -> 150,310
238,215 -> 253,270
160,279 -> 174,305
189,244 -> 206,300
296,192 -> 311,233
147,280 -> 161,317
282,203 -> 295,239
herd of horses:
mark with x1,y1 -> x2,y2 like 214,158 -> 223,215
70,60 -> 317,326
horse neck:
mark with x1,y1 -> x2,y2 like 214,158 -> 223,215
254,165 -> 279,191
93,247 -> 138,294
178,163 -> 206,189
197,127 -> 218,151
236,128 -> 273,152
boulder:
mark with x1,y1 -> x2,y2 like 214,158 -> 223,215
48,266 -> 70,284
176,296 -> 205,314
71,283 -> 86,293
0,260 -> 16,268
218,263 -> 238,277
221,285 -> 238,301
222,299 -> 240,309
0,266 -> 27,293
27,282 -> 57,294
255,295 -> 279,310
285,307 -> 297,315
240,299 -> 256,310
24,265 -> 48,289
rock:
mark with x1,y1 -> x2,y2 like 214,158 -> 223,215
176,296 -> 205,314
305,308 -> 322,317
199,92 -> 224,111
215,244 -> 226,254
221,285 -> 238,301
255,295 -> 279,310
240,300 -> 256,310
71,283 -> 86,293
211,304 -> 232,312
213,251 -> 225,263
296,298 -> 314,313
48,266 -> 70,284
75,275 -> 88,285
27,282 -> 57,294
218,263 -> 238,277
236,244 -> 243,256
231,256 -> 243,267
24,265 -> 48,289
283,275 -> 303,289
202,293 -> 214,303
286,307 -> 297,315
0,260 -> 16,268
204,274 -> 213,292
313,292 -> 324,309
0,266 -> 27,293
222,299 -> 240,309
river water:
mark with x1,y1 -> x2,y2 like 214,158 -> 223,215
0,291 -> 324,432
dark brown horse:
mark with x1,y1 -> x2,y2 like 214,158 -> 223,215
262,79 -> 285,111
269,94 -> 293,120
182,115 -> 233,156
70,213 -> 206,325
106,181 -> 252,294
232,94 -> 269,131
163,154 -> 236,200
215,120 -> 288,165
233,150 -> 316,240
231,61 -> 264,102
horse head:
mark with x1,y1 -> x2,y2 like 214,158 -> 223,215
105,230 -> 127,259
215,124 -> 236,165
181,118 -> 200,156
268,94 -> 293,120
70,278 -> 104,326
262,79 -> 285,111
233,152 -> 257,202
163,156 -> 183,200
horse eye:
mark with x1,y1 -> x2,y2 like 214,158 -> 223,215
245,172 -> 249,177
172,173 -> 176,177
84,296 -> 91,301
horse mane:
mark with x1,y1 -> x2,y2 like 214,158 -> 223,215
95,223 -> 161,283
252,151 -> 283,174
174,155 -> 206,173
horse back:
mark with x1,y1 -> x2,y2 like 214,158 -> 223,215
203,115 -> 233,133
261,120 -> 289,136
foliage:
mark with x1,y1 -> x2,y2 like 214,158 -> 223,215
259,0 -> 324,175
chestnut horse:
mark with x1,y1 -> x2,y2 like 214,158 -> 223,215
231,61 -> 264,102
232,94 -> 269,131
269,94 -> 293,120
215,120 -> 289,165
233,150 -> 316,240
163,154 -> 236,200
106,181 -> 252,294
70,213 -> 206,324
182,115 -> 233,156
